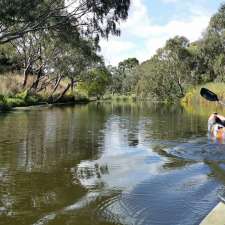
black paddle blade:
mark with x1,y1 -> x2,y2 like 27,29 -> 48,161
200,88 -> 219,101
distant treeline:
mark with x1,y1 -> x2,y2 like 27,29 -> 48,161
108,3 -> 225,102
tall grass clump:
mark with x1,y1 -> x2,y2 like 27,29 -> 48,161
0,73 -> 23,96
181,83 -> 225,117
182,83 -> 225,106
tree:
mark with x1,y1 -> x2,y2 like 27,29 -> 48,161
193,3 -> 225,82
213,54 -> 225,82
118,58 -> 139,73
136,36 -> 192,101
0,43 -> 20,73
47,38 -> 102,102
108,58 -> 139,95
79,67 -> 111,99
0,0 -> 130,44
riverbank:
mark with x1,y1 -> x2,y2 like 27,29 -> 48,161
0,90 -> 139,112
0,91 -> 90,111
0,73 -> 91,111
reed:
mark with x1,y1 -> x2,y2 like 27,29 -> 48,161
181,83 -> 225,117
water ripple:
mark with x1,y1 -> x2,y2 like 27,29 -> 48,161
166,137 -> 225,161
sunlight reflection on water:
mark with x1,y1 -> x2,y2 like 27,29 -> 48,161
0,102 -> 223,225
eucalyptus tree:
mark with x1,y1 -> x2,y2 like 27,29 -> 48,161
0,0 -> 130,44
80,66 -> 111,99
118,58 -> 139,94
108,58 -> 139,95
43,37 -> 103,102
196,3 -> 225,82
107,65 -> 122,94
162,36 -> 192,98
136,36 -> 192,101
118,58 -> 139,73
10,31 -> 47,87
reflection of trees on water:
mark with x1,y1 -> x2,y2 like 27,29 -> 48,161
143,103 -> 207,140
207,162 -> 225,185
0,102 -> 214,225
152,145 -> 194,171
0,105 -> 109,225
0,105 -> 109,171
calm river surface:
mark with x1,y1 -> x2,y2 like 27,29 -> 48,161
0,102 -> 225,225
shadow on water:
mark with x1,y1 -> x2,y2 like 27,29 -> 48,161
1,102 -> 225,225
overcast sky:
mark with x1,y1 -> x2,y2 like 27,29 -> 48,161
99,0 -> 224,66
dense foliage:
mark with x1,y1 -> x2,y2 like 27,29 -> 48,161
106,3 -> 225,102
0,0 -> 130,105
2,2 -> 225,105
0,0 -> 130,43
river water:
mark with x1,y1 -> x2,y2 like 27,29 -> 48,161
0,102 -> 225,225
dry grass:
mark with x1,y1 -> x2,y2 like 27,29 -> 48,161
182,83 -> 225,106
181,83 -> 225,117
0,73 -> 89,108
0,72 -> 68,97
0,73 -> 23,96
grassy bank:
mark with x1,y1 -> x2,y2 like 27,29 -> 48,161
0,73 -> 90,111
181,83 -> 225,117
0,92 -> 90,111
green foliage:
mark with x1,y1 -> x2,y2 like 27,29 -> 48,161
78,67 -> 111,99
0,0 -> 130,43
106,4 -> 225,102
108,58 -> 139,95
0,43 -> 20,73
134,36 -> 192,102
4,97 -> 26,107
118,58 -> 139,72
213,54 -> 225,82
3,92 -> 40,107
15,90 -> 28,100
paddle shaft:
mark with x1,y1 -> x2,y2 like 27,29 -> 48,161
218,100 -> 225,106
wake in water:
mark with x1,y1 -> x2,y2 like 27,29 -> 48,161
165,137 -> 225,162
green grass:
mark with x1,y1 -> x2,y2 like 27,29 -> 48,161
0,91 -> 90,111
0,91 -> 40,108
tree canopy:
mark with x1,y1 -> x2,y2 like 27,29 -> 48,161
106,3 -> 225,102
0,0 -> 130,44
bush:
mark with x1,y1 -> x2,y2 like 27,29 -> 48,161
15,90 -> 28,100
4,97 -> 25,107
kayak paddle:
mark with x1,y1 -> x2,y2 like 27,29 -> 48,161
200,88 -> 225,106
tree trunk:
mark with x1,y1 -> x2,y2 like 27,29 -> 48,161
30,64 -> 44,91
70,77 -> 74,92
48,75 -> 63,103
51,75 -> 63,95
177,77 -> 184,98
54,83 -> 71,103
23,64 -> 31,88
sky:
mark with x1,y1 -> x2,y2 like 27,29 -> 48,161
99,0 -> 224,66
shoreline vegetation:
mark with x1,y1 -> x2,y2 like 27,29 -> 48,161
0,73 -> 90,111
1,2 -> 225,114
0,0 -> 131,111
181,83 -> 225,117
1,79 -> 225,113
